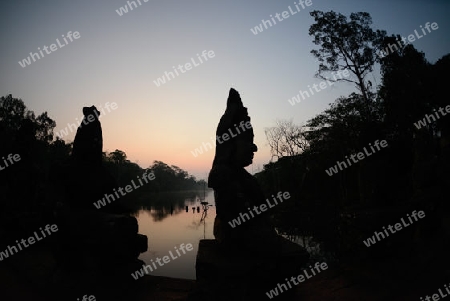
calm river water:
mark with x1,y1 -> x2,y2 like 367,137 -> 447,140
134,189 -> 321,280
135,190 -> 216,280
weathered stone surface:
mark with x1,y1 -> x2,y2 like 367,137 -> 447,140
48,105 -> 148,298
72,105 -> 103,167
196,239 -> 309,280
196,238 -> 310,300
200,89 -> 310,299
55,210 -> 147,262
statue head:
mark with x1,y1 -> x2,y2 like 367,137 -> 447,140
212,88 -> 257,168
82,106 -> 100,120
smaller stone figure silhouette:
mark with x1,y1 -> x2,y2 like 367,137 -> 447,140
50,105 -> 147,301
72,106 -> 103,166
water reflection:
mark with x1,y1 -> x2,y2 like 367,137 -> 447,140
278,230 -> 336,263
135,190 -> 215,280
281,233 -> 321,257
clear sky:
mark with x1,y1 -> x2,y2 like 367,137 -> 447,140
1,0 -> 449,180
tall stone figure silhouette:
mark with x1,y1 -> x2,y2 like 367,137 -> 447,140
208,88 -> 282,255
198,89 -> 310,299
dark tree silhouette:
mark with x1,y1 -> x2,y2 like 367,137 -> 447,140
309,10 -> 387,106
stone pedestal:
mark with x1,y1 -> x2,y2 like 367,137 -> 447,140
195,238 -> 309,300
55,210 -> 147,262
52,209 -> 148,299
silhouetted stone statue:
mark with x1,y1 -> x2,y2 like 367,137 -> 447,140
72,106 -> 103,166
57,105 -> 116,210
196,88 -> 309,300
208,88 -> 281,256
48,105 -> 147,300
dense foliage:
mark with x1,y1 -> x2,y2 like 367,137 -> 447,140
258,11 -> 449,259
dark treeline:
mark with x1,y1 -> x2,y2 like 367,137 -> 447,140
256,11 -> 449,261
0,97 -> 206,215
103,151 -> 206,193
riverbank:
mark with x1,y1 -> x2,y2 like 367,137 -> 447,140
0,236 -> 447,301
1,207 -> 448,300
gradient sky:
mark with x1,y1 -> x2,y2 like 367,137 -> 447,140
1,0 -> 449,180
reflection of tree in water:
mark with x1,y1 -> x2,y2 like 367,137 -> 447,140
277,229 -> 338,263
128,191 -> 209,222
281,232 -> 320,255
186,201 -> 213,239
149,206 -> 171,222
